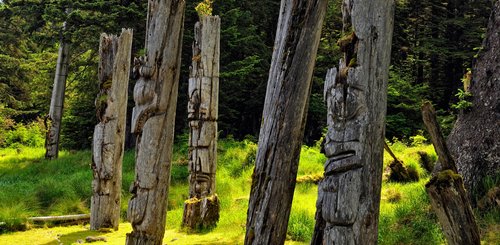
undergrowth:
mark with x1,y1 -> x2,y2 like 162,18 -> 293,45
1,137 -> 497,244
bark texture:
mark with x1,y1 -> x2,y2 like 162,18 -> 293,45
90,29 -> 133,231
244,0 -> 327,244
422,102 -> 480,245
312,0 -> 394,244
45,26 -> 70,159
182,15 -> 220,230
126,1 -> 185,244
446,0 -> 500,199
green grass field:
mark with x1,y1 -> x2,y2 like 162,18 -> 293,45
0,138 -> 498,244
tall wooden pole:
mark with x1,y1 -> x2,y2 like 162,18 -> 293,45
182,15 -> 221,230
126,1 -> 185,244
45,22 -> 70,159
90,29 -> 133,231
244,0 -> 328,244
312,0 -> 395,244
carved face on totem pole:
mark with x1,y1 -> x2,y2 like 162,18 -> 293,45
131,56 -> 157,134
321,65 -> 367,225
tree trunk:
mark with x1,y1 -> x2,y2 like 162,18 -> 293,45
422,102 -> 480,245
90,29 -> 133,231
446,0 -> 500,201
312,0 -> 395,244
182,15 -> 220,230
45,24 -> 70,159
244,0 -> 327,244
126,1 -> 185,244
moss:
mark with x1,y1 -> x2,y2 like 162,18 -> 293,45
427,169 -> 462,187
184,197 -> 201,205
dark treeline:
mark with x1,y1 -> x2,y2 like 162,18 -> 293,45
0,0 -> 492,149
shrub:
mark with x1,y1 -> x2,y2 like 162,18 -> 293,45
3,119 -> 44,148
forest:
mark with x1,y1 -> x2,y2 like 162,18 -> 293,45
0,0 -> 499,244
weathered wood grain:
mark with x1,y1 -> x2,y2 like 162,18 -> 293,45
312,0 -> 395,244
422,102 -> 480,245
126,1 -> 185,244
182,15 -> 221,230
244,0 -> 328,244
90,29 -> 133,231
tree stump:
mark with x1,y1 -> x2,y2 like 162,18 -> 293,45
311,0 -> 395,244
90,29 -> 133,231
126,1 -> 185,244
422,102 -> 480,245
182,15 -> 221,230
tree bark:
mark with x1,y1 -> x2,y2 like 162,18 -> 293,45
126,1 -> 185,244
312,0 -> 394,244
446,0 -> 500,200
422,102 -> 480,245
182,15 -> 220,230
45,23 -> 70,160
244,0 -> 327,244
90,29 -> 133,231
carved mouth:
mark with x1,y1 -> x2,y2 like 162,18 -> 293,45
331,150 -> 356,161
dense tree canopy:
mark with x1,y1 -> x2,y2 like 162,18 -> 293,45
0,0 -> 492,149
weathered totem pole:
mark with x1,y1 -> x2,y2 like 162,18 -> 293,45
45,22 -> 70,159
182,15 -> 221,230
126,1 -> 185,244
90,29 -> 133,231
244,0 -> 327,244
312,0 -> 394,244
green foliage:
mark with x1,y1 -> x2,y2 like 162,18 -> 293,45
451,89 -> 473,110
2,119 -> 45,148
195,0 -> 213,17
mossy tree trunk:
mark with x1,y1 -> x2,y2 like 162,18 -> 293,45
244,0 -> 328,244
311,0 -> 395,243
182,15 -> 220,230
45,22 -> 70,160
126,1 -> 185,244
446,0 -> 500,202
90,29 -> 133,231
422,102 -> 480,245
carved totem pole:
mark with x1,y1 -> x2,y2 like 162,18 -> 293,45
244,0 -> 328,244
45,21 -> 70,159
126,1 -> 185,244
312,0 -> 394,244
90,29 -> 133,231
182,15 -> 221,230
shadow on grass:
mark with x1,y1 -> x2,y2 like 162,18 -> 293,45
39,229 -> 103,245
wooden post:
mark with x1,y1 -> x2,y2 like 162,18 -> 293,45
182,15 -> 220,230
244,0 -> 328,244
90,29 -> 133,231
422,101 -> 480,245
45,22 -> 70,159
312,0 -> 395,243
126,1 -> 185,244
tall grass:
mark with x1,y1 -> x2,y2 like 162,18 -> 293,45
6,137 -> 496,244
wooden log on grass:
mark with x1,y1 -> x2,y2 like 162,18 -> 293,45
422,101 -> 480,245
28,214 -> 90,223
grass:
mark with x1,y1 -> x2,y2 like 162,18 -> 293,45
0,138 -> 498,244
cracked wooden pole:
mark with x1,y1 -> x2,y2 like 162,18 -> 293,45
422,102 -> 480,245
90,29 -> 133,231
182,15 -> 220,230
125,1 -> 185,244
45,22 -> 70,160
312,0 -> 394,244
244,0 -> 327,244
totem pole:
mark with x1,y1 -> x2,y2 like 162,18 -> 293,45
312,0 -> 394,244
182,15 -> 221,230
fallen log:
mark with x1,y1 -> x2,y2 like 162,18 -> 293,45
28,214 -> 90,223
